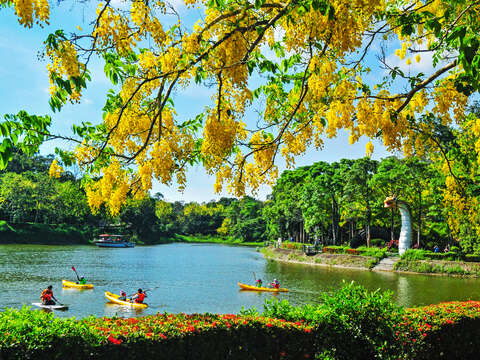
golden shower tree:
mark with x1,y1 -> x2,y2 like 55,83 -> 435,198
1,0 -> 479,237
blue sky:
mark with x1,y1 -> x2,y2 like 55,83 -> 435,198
0,1 -> 407,203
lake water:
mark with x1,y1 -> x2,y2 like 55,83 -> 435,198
1,243 -> 480,318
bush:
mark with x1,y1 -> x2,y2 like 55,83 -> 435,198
0,308 -> 316,360
346,248 -> 360,255
464,254 -> 480,262
280,241 -> 303,250
369,238 -> 385,247
401,249 -> 427,260
262,282 -> 404,359
3,287 -> 480,359
323,246 -> 347,254
357,246 -> 388,259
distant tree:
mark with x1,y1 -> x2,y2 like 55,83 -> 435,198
343,158 -> 378,247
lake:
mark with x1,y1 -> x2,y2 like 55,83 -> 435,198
1,243 -> 480,318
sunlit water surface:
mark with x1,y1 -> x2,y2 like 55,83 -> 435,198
1,243 -> 480,318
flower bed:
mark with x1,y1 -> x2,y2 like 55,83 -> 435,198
280,241 -> 303,250
0,309 -> 315,360
346,248 -> 360,255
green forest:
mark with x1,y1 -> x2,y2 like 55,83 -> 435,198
1,148 -> 479,253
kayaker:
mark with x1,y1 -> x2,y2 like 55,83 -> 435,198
119,290 -> 127,301
270,279 -> 280,289
40,285 -> 57,305
77,277 -> 87,285
131,289 -> 146,304
256,279 -> 263,287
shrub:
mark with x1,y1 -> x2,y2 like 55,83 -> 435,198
323,246 -> 347,254
401,249 -> 427,260
262,282 -> 404,359
280,241 -> 303,250
3,287 -> 480,359
464,254 -> 480,262
357,246 -> 388,259
346,248 -> 360,255
369,238 -> 385,247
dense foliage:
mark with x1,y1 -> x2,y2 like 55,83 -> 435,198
264,156 -> 465,250
1,151 -> 479,251
1,0 -> 480,242
2,284 -> 480,359
0,150 -> 267,243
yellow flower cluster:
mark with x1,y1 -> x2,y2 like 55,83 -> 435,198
84,160 -> 132,216
46,40 -> 83,102
93,4 -> 137,55
48,159 -> 64,178
433,78 -> 468,124
4,0 -> 50,28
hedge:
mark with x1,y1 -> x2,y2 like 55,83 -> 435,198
2,285 -> 480,359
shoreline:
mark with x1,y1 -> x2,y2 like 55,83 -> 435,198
262,247 -> 480,278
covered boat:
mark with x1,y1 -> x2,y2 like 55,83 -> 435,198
62,279 -> 94,289
238,282 -> 288,292
104,291 -> 148,308
93,234 -> 135,248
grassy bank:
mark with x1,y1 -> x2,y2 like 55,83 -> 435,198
2,284 -> 480,359
175,234 -> 263,247
262,247 -> 380,269
393,249 -> 480,276
394,258 -> 480,276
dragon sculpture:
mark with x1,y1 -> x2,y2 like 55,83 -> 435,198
384,196 -> 412,255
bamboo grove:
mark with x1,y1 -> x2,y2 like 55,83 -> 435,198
1,0 -> 480,240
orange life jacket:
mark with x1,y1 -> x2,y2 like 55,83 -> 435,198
135,292 -> 146,303
41,289 -> 52,301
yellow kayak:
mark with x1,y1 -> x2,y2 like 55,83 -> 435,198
238,282 -> 288,292
104,291 -> 148,308
62,280 -> 94,289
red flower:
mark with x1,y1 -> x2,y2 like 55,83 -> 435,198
266,323 -> 273,327
107,336 -> 122,345
304,328 -> 312,333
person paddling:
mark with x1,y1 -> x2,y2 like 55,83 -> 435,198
131,289 -> 147,304
119,290 -> 127,301
270,279 -> 280,289
40,285 -> 58,305
71,266 -> 87,284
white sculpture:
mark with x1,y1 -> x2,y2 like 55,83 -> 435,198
384,196 -> 412,255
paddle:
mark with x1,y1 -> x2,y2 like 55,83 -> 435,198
71,266 -> 81,282
52,296 -> 65,306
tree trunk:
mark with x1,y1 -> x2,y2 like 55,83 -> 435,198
331,202 -> 336,246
